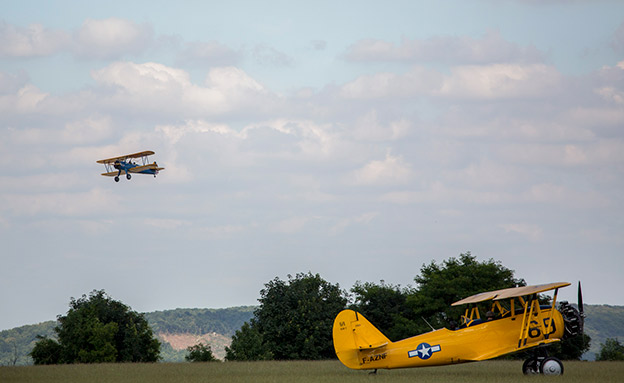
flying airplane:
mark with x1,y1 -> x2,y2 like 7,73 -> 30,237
97,151 -> 164,182
333,282 -> 584,376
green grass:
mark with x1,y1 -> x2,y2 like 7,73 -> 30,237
1,360 -> 623,383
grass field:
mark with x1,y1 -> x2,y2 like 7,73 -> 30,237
1,360 -> 623,383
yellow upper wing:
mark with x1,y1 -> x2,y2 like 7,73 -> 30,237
452,282 -> 570,306
96,151 -> 155,164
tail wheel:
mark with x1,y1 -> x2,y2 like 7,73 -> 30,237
540,357 -> 564,375
522,358 -> 539,375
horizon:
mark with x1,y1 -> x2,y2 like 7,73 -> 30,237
2,0 -> 623,331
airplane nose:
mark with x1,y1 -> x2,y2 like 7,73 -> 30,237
558,301 -> 583,338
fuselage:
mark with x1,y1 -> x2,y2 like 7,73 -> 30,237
114,160 -> 159,175
334,308 -> 565,370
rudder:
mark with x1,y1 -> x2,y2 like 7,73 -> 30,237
332,309 -> 391,369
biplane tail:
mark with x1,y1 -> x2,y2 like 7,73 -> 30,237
332,309 -> 392,369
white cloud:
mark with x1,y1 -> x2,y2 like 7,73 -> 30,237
271,216 -> 309,234
611,21 -> 624,53
0,21 -> 70,57
340,66 -> 442,99
61,115 -> 114,144
0,71 -> 29,93
0,84 -> 49,114
438,64 -> 562,99
144,218 -> 190,229
339,63 -> 562,101
329,212 -> 377,235
251,44 -> 294,67
351,110 -> 410,141
501,223 -> 543,242
74,18 -> 153,59
596,86 -> 624,106
524,183 -> 609,208
344,31 -> 544,64
0,173 -> 88,193
0,19 -> 152,59
350,152 -> 412,186
1,188 -> 121,217
177,41 -> 241,66
91,62 -> 270,116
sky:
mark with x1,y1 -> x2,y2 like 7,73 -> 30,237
1,0 -> 623,331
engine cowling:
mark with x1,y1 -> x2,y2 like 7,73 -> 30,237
558,301 -> 583,338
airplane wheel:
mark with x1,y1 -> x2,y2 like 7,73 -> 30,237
522,358 -> 539,375
126,173 -> 131,180
114,176 -> 120,182
540,356 -> 563,375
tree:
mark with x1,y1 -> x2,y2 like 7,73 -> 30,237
408,252 -> 525,331
185,342 -> 218,362
549,333 -> 591,360
350,281 -> 419,341
225,321 -> 273,361
226,272 -> 348,360
29,336 -> 62,365
596,338 -> 624,361
30,290 -> 160,364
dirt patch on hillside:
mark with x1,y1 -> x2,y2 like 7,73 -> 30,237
159,332 -> 231,360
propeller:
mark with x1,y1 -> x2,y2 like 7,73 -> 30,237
578,281 -> 584,316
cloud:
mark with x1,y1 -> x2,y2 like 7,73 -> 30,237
329,212 -> 377,235
501,223 -> 543,242
90,62 -> 271,117
1,188 -> 121,217
271,216 -> 309,234
339,63 -> 562,101
611,21 -> 624,53
177,40 -> 241,66
251,44 -> 294,67
73,18 -> 153,59
340,66 -> 442,99
0,19 -> 153,60
61,115 -> 115,145
350,152 -> 412,186
0,21 -> 70,58
344,31 -> 544,64
0,70 -> 29,94
1,84 -> 49,113
351,110 -> 410,141
524,183 -> 609,208
144,218 -> 190,230
309,40 -> 327,51
437,64 -> 562,99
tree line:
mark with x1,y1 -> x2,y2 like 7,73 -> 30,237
225,252 -> 590,361
31,252 -> 595,364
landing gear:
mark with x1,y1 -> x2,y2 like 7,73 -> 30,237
522,353 -> 564,376
541,357 -> 564,375
522,358 -> 539,375
126,173 -> 131,180
114,176 -> 120,182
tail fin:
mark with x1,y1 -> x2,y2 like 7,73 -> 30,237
332,309 -> 391,369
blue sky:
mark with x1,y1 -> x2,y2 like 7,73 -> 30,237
1,0 -> 623,331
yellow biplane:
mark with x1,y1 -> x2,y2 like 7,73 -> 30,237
97,151 -> 164,182
333,282 -> 584,375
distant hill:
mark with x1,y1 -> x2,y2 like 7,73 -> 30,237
144,307 -> 255,361
582,304 -> 624,360
0,306 -> 255,365
1,304 -> 621,365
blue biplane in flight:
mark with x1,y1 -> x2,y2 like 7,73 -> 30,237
97,150 -> 164,182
